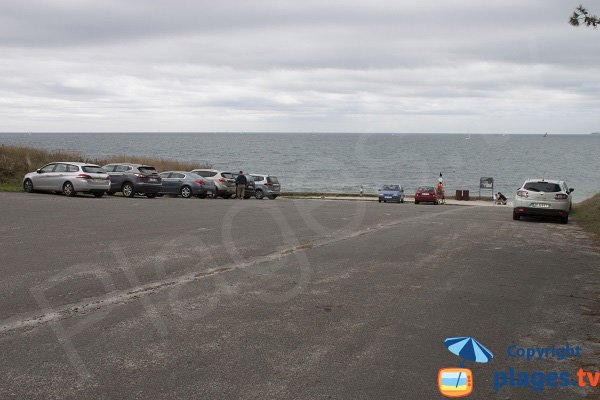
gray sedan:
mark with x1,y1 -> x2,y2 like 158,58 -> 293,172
158,171 -> 216,198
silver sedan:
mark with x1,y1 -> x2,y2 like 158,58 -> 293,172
23,162 -> 110,197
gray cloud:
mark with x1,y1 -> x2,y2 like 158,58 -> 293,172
0,0 -> 598,132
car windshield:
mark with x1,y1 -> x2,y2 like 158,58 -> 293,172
81,166 -> 104,174
524,182 -> 562,192
418,186 -> 434,192
222,173 -> 235,179
138,166 -> 157,175
382,185 -> 399,191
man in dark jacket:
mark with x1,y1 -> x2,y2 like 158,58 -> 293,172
235,171 -> 247,199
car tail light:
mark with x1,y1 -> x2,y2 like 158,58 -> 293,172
517,190 -> 528,198
218,178 -> 225,182
265,182 -> 272,187
77,174 -> 92,179
195,179 -> 204,185
555,193 -> 568,200
518,208 -> 525,213
416,192 -> 421,195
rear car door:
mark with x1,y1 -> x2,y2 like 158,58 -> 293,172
48,163 -> 68,190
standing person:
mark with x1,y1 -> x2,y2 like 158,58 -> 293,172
436,180 -> 445,204
359,185 -> 364,197
235,171 -> 247,199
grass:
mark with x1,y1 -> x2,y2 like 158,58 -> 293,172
0,144 -> 211,187
572,193 -> 600,239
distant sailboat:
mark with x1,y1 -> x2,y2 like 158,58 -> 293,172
543,132 -> 548,137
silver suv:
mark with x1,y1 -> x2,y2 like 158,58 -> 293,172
250,174 -> 280,199
190,169 -> 236,198
513,179 -> 574,224
23,162 -> 110,197
102,163 -> 162,198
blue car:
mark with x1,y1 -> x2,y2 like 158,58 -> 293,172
378,185 -> 405,203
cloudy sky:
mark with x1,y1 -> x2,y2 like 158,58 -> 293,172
1,0 -> 599,133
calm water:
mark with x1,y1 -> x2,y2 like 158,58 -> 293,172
1,132 -> 599,201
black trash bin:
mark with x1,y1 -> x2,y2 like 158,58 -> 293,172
462,190 -> 470,201
455,190 -> 463,200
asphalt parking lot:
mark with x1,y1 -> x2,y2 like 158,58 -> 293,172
0,192 -> 598,399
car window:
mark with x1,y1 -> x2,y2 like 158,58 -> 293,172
524,182 -> 561,192
138,166 -> 157,174
268,177 -> 279,184
115,165 -> 131,172
39,164 -> 56,173
81,166 -> 105,174
172,173 -> 185,179
222,173 -> 235,179
102,165 -> 115,172
66,164 -> 79,172
54,164 -> 68,173
159,172 -> 171,178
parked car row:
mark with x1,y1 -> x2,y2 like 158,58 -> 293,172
22,162 -> 280,200
377,184 -> 440,204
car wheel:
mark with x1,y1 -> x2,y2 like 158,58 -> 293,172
197,193 -> 207,199
378,199 -> 381,203
93,192 -> 104,198
255,190 -> 264,200
63,182 -> 76,197
23,179 -> 34,193
146,193 -> 157,198
415,200 -> 419,204
512,211 -> 520,220
267,195 -> 276,200
560,215 -> 568,224
122,183 -> 135,198
180,186 -> 192,198
400,198 -> 404,203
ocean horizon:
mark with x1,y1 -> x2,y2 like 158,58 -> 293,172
1,132 -> 598,201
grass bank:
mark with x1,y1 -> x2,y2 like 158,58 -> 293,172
0,144 -> 210,186
572,193 -> 600,239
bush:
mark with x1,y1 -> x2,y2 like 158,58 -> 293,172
0,144 -> 211,184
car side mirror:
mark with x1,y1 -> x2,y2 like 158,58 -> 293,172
36,169 -> 42,173
569,188 -> 574,193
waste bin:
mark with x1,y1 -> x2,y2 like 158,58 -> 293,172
455,190 -> 463,201
462,190 -> 470,201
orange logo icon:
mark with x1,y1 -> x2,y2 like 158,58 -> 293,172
438,368 -> 473,398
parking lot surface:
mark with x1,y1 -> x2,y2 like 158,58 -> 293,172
0,192 -> 598,399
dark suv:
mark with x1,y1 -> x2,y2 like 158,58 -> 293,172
102,163 -> 162,198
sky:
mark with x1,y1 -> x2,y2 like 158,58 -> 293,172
0,0 -> 599,133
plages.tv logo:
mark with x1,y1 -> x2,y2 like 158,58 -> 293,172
438,336 -> 494,398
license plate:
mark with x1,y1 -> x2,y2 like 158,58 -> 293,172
531,203 -> 550,208
149,178 -> 157,182
385,196 -> 392,199
94,179 -> 106,183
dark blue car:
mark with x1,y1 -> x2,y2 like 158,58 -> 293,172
378,185 -> 405,203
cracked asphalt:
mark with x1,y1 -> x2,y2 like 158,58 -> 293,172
0,192 -> 598,399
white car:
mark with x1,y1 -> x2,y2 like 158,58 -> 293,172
23,162 -> 111,197
513,179 -> 574,224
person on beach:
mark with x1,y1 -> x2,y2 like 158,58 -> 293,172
436,181 -> 445,204
495,192 -> 507,205
235,171 -> 247,199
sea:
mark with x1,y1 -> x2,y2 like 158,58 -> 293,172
1,132 -> 599,201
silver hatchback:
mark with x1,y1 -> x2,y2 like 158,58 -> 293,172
23,162 -> 110,197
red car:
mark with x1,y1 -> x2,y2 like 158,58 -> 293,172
415,186 -> 438,204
